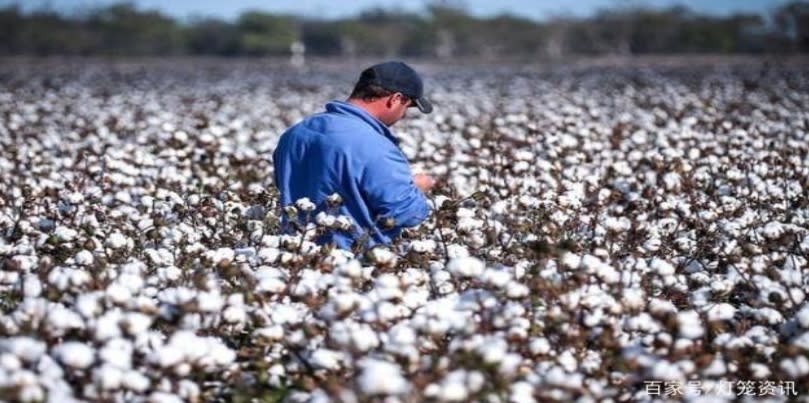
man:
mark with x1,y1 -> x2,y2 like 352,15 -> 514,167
273,61 -> 436,250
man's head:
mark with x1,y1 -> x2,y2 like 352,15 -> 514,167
348,61 -> 432,127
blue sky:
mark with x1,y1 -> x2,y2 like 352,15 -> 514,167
0,0 -> 792,21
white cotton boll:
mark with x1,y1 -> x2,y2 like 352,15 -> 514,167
209,342 -> 236,366
104,232 -> 129,249
258,247 -> 281,264
315,211 -> 335,227
440,380 -> 468,402
255,325 -> 284,341
350,325 -> 380,352
295,197 -> 316,212
749,363 -> 771,379
336,260 -> 363,279
793,332 -> 809,351
446,256 -> 485,278
53,226 -> 78,242
650,258 -> 676,276
409,239 -> 437,254
21,275 -> 42,298
193,291 -> 223,313
118,273 -> 144,293
310,349 -> 342,370
651,360 -> 684,381
123,370 -> 151,392
74,250 -> 94,266
357,358 -> 409,395
369,247 -> 397,266
151,345 -> 184,368
222,306 -> 247,324
479,338 -> 508,364
706,303 -> 736,322
510,381 -> 536,403
796,304 -> 809,329
69,269 -> 91,287
4,338 -> 46,363
779,355 -> 809,378
1,353 -> 21,371
93,364 -> 123,390
561,252 -> 581,269
257,277 -> 286,293
506,281 -> 529,298
178,379 -> 200,401
622,288 -> 645,310
642,236 -> 661,253
19,384 -> 45,402
148,392 -> 184,403
55,342 -> 95,369
99,339 -> 133,370
677,311 -> 704,339
122,312 -> 153,336
106,283 -> 132,305
94,311 -> 123,341
529,337 -> 551,355
761,222 -> 784,239
46,306 -> 85,335
446,244 -> 469,259
481,269 -> 511,288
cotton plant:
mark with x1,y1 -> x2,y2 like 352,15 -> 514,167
1,60 -> 809,402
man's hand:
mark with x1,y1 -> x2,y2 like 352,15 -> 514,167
413,173 -> 436,193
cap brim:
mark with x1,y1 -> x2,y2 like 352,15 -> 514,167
414,97 -> 433,114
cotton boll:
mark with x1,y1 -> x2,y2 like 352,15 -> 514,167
677,311 -> 704,339
309,349 -> 343,371
122,312 -> 153,336
18,384 -> 45,402
55,342 -> 95,369
148,392 -> 184,403
446,256 -> 485,278
706,303 -> 736,322
105,232 -> 129,249
506,281 -> 529,298
178,379 -> 200,401
122,370 -> 150,392
446,244 -> 469,259
368,247 -> 397,267
209,342 -> 236,366
257,276 -> 286,293
99,338 -> 133,370
294,197 -> 316,212
4,338 -> 47,363
53,226 -> 78,242
93,364 -> 123,391
150,345 -> 184,368
74,250 -> 94,266
357,358 -> 409,395
650,258 -> 676,277
21,275 -> 42,298
105,283 -> 132,305
510,381 -> 536,403
439,380 -> 468,402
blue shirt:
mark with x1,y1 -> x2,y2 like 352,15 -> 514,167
273,101 -> 431,250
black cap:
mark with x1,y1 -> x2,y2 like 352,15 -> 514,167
357,61 -> 433,114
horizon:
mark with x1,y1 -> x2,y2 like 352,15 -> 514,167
0,0 -> 793,21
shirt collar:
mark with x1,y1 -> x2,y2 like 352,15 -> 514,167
325,100 -> 401,145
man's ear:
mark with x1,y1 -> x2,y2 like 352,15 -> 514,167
385,94 -> 396,108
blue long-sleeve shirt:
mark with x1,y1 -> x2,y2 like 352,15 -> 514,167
273,101 -> 431,250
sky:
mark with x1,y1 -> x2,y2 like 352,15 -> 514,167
0,0 -> 792,21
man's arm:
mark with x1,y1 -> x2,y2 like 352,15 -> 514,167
359,147 -> 431,230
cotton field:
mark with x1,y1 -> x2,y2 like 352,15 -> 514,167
0,58 -> 808,403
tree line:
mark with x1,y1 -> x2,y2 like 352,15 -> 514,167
1,1 -> 807,58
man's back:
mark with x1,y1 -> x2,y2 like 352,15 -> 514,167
273,100 -> 431,250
